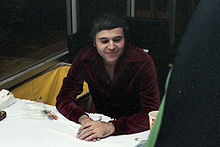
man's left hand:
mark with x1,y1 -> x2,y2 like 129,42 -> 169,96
76,120 -> 115,141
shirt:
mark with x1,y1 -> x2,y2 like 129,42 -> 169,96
56,43 -> 160,135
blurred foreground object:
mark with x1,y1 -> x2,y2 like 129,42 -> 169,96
147,0 -> 220,146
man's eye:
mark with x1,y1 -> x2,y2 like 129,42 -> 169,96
113,38 -> 121,43
113,36 -> 123,43
100,40 -> 109,44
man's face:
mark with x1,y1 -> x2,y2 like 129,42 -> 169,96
95,28 -> 125,65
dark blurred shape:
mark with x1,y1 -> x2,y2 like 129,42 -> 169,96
155,0 -> 220,146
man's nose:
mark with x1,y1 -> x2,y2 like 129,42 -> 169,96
108,40 -> 115,50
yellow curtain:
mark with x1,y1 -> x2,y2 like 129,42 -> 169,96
12,65 -> 89,106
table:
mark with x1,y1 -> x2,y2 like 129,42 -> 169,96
0,98 -> 150,147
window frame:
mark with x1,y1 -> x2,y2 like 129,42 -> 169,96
0,50 -> 69,90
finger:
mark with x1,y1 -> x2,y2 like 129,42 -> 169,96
79,122 -> 92,130
91,138 -> 100,142
77,128 -> 85,137
77,126 -> 89,136
77,127 -> 91,138
78,120 -> 100,135
85,133 -> 99,141
78,122 -> 94,135
78,129 -> 94,140
77,128 -> 87,138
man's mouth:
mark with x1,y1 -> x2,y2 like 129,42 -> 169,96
106,51 -> 118,55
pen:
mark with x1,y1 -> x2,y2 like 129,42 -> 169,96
42,109 -> 58,120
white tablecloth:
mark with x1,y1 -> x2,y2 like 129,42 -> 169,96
0,98 -> 150,147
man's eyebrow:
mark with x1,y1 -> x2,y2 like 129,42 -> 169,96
99,37 -> 108,40
99,36 -> 123,40
114,36 -> 123,38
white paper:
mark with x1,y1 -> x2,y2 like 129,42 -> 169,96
0,89 -> 16,109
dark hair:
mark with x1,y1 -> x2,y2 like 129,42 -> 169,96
89,13 -> 129,43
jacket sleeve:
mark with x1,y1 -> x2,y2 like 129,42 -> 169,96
110,55 -> 161,135
56,54 -> 87,123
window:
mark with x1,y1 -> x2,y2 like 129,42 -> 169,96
0,0 -> 67,81
135,0 -> 200,51
78,0 -> 127,31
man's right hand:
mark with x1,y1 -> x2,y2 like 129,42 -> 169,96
77,114 -> 115,142
78,114 -> 93,125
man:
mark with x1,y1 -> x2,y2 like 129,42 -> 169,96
56,13 -> 160,142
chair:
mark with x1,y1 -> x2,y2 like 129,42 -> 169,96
124,17 -> 171,97
11,62 -> 91,111
124,17 -> 170,56
67,28 -> 90,63
67,29 -> 94,112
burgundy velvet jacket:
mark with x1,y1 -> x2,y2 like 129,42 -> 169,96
56,43 -> 160,135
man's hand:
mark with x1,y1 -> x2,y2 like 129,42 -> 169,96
78,114 -> 93,125
77,115 -> 115,141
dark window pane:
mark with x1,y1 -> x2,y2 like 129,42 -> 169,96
135,0 -> 151,18
0,0 -> 67,79
78,0 -> 127,31
155,0 -> 169,19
